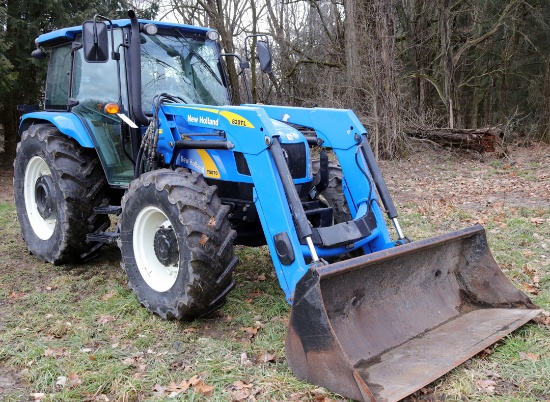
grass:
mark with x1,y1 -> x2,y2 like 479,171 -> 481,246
1,146 -> 549,401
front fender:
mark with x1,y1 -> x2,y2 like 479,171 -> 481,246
19,112 -> 94,148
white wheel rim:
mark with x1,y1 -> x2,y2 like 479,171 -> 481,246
133,206 -> 179,292
24,156 -> 56,240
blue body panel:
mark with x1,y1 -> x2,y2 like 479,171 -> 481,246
19,112 -> 94,148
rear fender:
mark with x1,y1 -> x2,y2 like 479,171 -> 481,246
19,112 -> 94,148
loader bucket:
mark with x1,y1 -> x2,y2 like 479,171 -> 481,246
286,225 -> 540,402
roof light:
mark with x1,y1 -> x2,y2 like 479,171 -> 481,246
104,103 -> 120,114
143,24 -> 158,35
207,30 -> 219,41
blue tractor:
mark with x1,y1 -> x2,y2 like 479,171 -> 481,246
14,11 -> 540,401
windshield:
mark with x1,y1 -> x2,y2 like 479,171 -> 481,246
140,33 -> 230,112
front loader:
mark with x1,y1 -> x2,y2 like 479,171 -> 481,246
14,11 -> 540,401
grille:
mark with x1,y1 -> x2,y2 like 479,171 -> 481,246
235,144 -> 307,179
281,143 -> 307,178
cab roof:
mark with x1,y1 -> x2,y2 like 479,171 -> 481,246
37,19 -> 210,47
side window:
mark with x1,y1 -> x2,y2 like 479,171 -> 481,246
45,44 -> 72,110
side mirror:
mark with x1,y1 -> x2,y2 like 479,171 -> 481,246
31,48 -> 47,59
257,40 -> 272,74
82,20 -> 109,62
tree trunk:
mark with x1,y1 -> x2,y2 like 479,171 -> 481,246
367,0 -> 403,158
440,0 -> 454,128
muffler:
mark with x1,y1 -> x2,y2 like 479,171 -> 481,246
286,225 -> 540,401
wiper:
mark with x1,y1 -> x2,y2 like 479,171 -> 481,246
172,29 -> 223,86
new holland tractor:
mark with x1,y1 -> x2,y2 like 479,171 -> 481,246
14,11 -> 540,401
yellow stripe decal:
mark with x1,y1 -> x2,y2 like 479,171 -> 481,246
220,111 -> 255,128
179,106 -> 255,128
197,150 -> 221,178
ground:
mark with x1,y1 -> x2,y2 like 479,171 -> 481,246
0,142 -> 548,401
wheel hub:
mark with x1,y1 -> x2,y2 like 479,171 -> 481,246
153,226 -> 178,266
35,175 -> 56,219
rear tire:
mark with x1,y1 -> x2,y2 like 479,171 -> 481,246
312,160 -> 351,223
13,124 -> 110,264
119,169 -> 237,320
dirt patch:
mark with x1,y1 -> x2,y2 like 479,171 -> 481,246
0,367 -> 26,400
380,142 -> 550,212
0,167 -> 13,203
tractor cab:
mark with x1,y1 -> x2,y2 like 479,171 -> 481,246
33,16 -> 231,187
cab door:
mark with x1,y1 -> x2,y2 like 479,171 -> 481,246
71,29 -> 134,187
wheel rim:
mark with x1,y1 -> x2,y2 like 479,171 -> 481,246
133,206 -> 179,292
24,156 -> 56,240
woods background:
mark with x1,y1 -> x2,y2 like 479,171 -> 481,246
1,0 -> 549,163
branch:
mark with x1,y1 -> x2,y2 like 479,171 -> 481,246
452,0 -> 522,66
408,73 -> 446,105
285,59 -> 340,79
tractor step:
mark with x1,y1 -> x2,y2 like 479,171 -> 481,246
87,231 -> 119,245
94,205 -> 122,215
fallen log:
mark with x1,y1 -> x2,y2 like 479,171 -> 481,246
405,127 -> 502,152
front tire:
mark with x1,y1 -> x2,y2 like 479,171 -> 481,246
119,169 -> 237,320
13,124 -> 110,264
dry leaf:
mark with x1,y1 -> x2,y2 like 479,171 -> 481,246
166,379 -> 190,392
44,347 -> 65,358
234,380 -> 254,390
207,216 -> 216,227
248,290 -> 261,299
194,380 -> 214,396
152,383 -> 167,397
199,234 -> 209,246
260,353 -> 276,363
257,273 -> 266,281
477,379 -> 497,394
68,372 -> 82,387
232,388 -> 253,401
478,348 -> 493,358
521,283 -> 539,295
240,352 -> 253,366
530,217 -> 545,225
102,291 -> 116,300
519,351 -> 540,361
97,315 -> 116,325
314,396 -> 334,402
240,327 -> 258,339
56,376 -> 67,387
30,393 -> 46,400
534,313 -> 550,327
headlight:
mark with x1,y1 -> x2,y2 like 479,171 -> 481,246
143,24 -> 158,35
206,30 -> 219,41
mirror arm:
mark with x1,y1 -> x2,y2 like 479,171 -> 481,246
221,53 -> 251,104
244,34 -> 269,62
